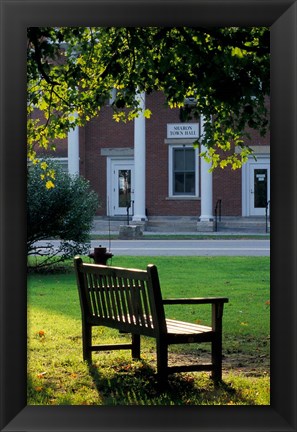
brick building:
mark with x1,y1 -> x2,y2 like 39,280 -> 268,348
46,91 -> 270,232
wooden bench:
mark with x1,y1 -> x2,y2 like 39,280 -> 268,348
74,256 -> 229,386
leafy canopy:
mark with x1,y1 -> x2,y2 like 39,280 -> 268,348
27,27 -> 270,170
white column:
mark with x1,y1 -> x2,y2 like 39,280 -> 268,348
199,115 -> 213,221
68,117 -> 79,176
132,92 -> 147,222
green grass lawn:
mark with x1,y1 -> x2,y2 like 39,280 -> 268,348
27,256 -> 270,406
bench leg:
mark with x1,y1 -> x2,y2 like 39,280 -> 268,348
156,339 -> 168,389
82,323 -> 92,362
131,334 -> 141,359
211,304 -> 224,384
211,336 -> 222,384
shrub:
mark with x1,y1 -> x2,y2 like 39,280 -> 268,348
27,160 -> 99,269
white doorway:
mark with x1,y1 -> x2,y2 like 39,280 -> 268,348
242,157 -> 270,216
107,158 -> 134,216
249,162 -> 270,216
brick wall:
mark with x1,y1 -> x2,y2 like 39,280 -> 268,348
34,92 -> 270,218
145,92 -> 200,217
213,165 -> 242,216
76,92 -> 269,217
82,107 -> 134,216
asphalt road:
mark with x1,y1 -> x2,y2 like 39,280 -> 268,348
99,239 -> 270,257
35,239 -> 270,257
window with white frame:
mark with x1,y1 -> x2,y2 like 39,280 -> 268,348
169,145 -> 199,197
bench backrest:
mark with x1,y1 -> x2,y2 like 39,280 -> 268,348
74,257 -> 167,337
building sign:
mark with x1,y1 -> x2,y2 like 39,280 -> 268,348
167,123 -> 199,139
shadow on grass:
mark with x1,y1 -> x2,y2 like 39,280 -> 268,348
87,359 -> 258,406
27,358 -> 266,406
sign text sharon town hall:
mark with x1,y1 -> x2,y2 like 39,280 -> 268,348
167,123 -> 199,139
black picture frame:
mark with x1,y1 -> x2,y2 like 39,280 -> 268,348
1,0 -> 296,431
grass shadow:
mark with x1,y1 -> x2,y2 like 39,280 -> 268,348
87,359 -> 259,405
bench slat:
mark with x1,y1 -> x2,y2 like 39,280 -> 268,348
166,318 -> 212,335
140,279 -> 154,329
168,364 -> 213,373
118,277 -> 128,322
91,343 -> 133,352
163,297 -> 229,305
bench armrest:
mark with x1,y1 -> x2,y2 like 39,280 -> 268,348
163,297 -> 228,329
163,297 -> 229,305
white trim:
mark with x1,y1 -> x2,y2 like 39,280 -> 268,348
108,88 -> 117,106
133,91 -> 147,222
168,144 -> 199,198
236,145 -> 270,155
242,155 -> 270,216
68,115 -> 79,175
106,157 -> 134,216
199,115 -> 213,221
242,161 -> 249,216
199,147 -> 213,221
101,147 -> 134,157
165,138 -> 196,145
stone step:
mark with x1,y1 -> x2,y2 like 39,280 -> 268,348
146,217 -> 198,232
92,217 -> 130,232
91,216 -> 270,233
216,217 -> 269,233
